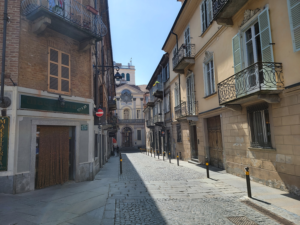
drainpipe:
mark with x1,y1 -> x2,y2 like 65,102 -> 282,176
0,0 -> 11,111
171,31 -> 181,105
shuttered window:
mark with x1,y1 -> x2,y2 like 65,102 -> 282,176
201,0 -> 213,34
287,0 -> 300,52
176,124 -> 182,142
137,130 -> 141,140
48,48 -> 70,94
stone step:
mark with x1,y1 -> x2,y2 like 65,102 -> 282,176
188,160 -> 201,165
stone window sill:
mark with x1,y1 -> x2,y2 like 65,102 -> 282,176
204,92 -> 217,99
248,147 -> 276,151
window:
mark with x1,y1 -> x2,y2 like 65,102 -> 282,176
173,45 -> 178,58
174,83 -> 179,106
166,62 -> 170,80
176,124 -> 182,142
137,130 -> 141,140
164,93 -> 170,113
121,73 -> 125,79
247,103 -> 272,148
201,0 -> 213,34
145,96 -> 149,103
186,73 -> 195,114
287,0 -> 300,52
204,60 -> 215,96
137,110 -> 140,119
48,48 -> 70,94
184,25 -> 191,56
126,73 -> 130,81
124,109 -> 129,119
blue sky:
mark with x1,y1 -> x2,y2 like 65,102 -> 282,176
108,0 -> 182,85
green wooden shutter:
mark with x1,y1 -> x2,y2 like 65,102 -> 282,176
258,7 -> 274,62
232,34 -> 242,73
287,0 -> 300,52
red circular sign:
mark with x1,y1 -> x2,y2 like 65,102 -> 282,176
96,108 -> 104,117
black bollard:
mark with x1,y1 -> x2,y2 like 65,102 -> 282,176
205,157 -> 209,178
177,153 -> 179,166
163,152 -> 165,161
169,152 -> 171,163
120,154 -> 122,174
245,167 -> 252,198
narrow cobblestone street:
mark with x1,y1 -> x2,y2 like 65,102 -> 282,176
1,150 -> 300,225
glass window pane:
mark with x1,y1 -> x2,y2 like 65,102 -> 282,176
264,110 -> 271,144
254,22 -> 260,35
246,41 -> 255,66
245,28 -> 252,42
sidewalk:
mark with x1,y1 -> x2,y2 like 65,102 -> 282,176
0,156 -> 120,225
148,153 -> 300,217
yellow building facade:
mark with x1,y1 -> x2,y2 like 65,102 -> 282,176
163,0 -> 300,195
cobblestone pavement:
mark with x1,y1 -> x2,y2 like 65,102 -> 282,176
106,152 -> 300,225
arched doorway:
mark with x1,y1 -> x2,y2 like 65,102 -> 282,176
123,109 -> 130,119
122,127 -> 132,147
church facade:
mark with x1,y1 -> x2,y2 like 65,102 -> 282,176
114,62 -> 146,148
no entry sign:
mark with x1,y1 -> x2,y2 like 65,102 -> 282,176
96,108 -> 104,117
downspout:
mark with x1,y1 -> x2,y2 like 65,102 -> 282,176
171,31 -> 181,105
0,0 -> 11,111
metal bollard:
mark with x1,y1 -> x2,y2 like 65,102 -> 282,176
158,151 -> 159,159
169,152 -> 171,163
163,152 -> 165,161
245,167 -> 252,198
205,157 -> 209,178
120,154 -> 122,174
177,153 -> 179,166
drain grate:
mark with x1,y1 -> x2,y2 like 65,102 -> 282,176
227,216 -> 257,225
242,201 -> 296,225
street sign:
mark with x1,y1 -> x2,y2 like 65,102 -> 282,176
96,108 -> 104,117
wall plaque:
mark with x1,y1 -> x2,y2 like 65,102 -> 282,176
81,124 -> 88,131
20,95 -> 89,115
0,117 -> 9,171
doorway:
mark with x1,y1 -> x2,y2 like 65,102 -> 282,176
122,127 -> 132,147
207,116 -> 223,169
190,125 -> 198,160
35,126 -> 75,189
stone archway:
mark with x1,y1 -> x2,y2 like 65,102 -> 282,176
122,127 -> 132,147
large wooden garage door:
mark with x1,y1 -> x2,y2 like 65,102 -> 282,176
207,116 -> 224,169
36,126 -> 69,189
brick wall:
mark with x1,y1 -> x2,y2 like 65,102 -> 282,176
19,19 -> 92,99
0,0 -> 21,86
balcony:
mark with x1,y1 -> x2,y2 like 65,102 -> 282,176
152,83 -> 163,98
21,0 -> 107,42
217,62 -> 284,105
153,114 -> 163,126
108,100 -> 117,111
118,119 -> 145,124
212,0 -> 248,26
146,94 -> 155,107
146,119 -> 155,128
172,44 -> 195,73
174,101 -> 198,121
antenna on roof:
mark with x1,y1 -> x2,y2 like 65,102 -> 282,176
130,58 -> 132,65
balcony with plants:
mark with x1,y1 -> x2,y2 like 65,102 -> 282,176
217,62 -> 284,105
172,44 -> 195,73
21,0 -> 107,41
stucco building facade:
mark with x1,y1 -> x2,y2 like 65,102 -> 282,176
155,0 -> 300,195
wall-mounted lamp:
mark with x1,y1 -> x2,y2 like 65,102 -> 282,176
58,95 -> 65,106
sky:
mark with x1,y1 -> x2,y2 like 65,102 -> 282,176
108,0 -> 182,85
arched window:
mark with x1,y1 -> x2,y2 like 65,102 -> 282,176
126,73 -> 130,81
121,73 -> 125,79
123,109 -> 130,119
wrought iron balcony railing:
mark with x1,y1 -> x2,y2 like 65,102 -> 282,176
172,44 -> 195,72
152,83 -> 163,98
153,114 -> 163,125
174,101 -> 198,120
217,62 -> 284,105
146,119 -> 154,128
21,0 -> 107,39
108,100 -> 117,111
118,119 -> 145,124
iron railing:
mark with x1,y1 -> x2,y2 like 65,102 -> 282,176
172,44 -> 195,69
212,0 -> 229,18
152,83 -> 163,94
153,114 -> 163,124
118,119 -> 145,124
174,101 -> 198,119
108,100 -> 116,109
146,119 -> 154,127
21,0 -> 107,37
217,62 -> 284,105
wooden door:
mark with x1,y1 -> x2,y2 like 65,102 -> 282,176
36,126 -> 69,189
207,116 -> 223,169
191,125 -> 198,159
